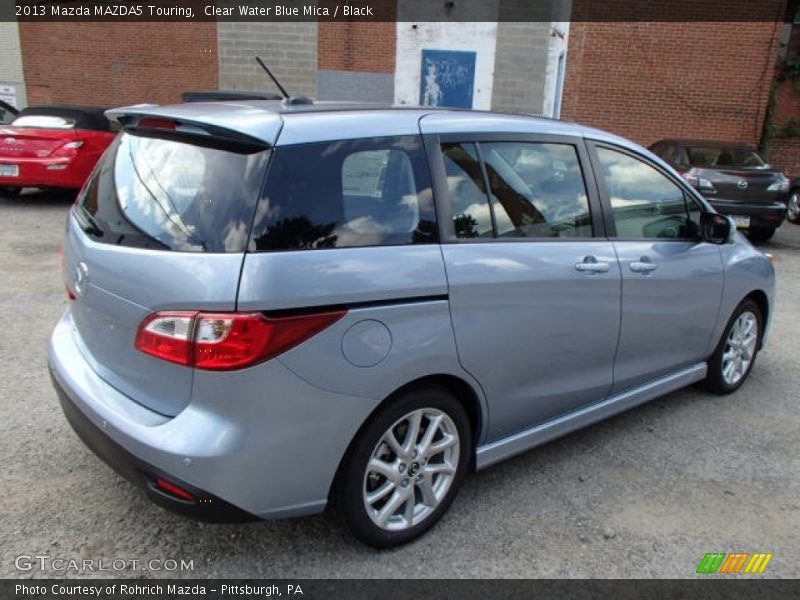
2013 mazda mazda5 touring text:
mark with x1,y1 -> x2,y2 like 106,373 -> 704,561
49,101 -> 775,547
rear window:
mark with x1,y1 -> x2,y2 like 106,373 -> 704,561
687,146 -> 767,168
249,136 -> 437,251
0,106 -> 14,125
11,115 -> 75,129
78,132 -> 270,252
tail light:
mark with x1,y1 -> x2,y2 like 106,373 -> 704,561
137,117 -> 177,130
680,171 -> 716,193
135,310 -> 346,370
767,174 -> 790,192
52,140 -> 84,158
154,477 -> 195,502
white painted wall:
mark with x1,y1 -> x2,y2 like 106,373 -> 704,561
0,22 -> 26,108
541,21 -> 570,119
394,22 -> 498,110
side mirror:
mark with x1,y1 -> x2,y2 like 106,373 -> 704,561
700,212 -> 732,244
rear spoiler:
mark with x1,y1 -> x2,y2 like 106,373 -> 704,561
106,106 -> 275,153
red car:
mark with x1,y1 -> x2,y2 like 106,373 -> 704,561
0,105 -> 116,196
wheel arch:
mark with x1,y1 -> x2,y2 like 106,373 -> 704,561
743,289 -> 769,349
328,373 -> 486,503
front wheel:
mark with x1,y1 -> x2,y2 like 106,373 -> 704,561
787,189 -> 800,224
701,299 -> 762,394
333,385 -> 472,548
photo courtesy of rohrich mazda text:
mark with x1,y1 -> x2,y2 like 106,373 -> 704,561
1,0 -> 798,594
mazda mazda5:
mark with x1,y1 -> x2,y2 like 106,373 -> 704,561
49,101 -> 774,547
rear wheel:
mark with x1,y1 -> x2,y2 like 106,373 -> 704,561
746,227 -> 775,243
787,189 -> 800,224
333,385 -> 471,548
701,299 -> 762,394
1,187 -> 21,197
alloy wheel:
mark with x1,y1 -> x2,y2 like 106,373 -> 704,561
721,311 -> 758,386
788,192 -> 800,222
362,408 -> 460,531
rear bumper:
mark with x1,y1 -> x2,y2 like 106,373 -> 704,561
52,369 -> 256,522
706,198 -> 787,229
0,157 -> 88,189
48,308 -> 379,521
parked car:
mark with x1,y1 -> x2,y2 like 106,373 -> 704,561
0,99 -> 18,124
49,102 -> 775,548
0,105 -> 116,196
649,139 -> 789,242
786,177 -> 800,224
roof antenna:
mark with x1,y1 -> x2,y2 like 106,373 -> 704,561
254,56 -> 313,105
255,56 -> 289,99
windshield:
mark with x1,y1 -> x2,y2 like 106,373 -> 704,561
0,104 -> 15,124
10,115 -> 76,129
79,132 -> 270,252
687,146 -> 767,168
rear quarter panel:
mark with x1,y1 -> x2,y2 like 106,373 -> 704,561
236,246 -> 490,441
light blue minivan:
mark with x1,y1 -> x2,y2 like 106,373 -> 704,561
49,101 -> 774,547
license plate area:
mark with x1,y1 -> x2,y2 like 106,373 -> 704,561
0,164 -> 19,177
731,215 -> 750,229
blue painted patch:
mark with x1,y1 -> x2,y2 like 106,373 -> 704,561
419,49 -> 476,109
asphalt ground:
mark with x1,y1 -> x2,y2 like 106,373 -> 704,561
1,189 -> 797,578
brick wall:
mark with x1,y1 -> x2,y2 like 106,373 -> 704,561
19,23 -> 217,107
218,22 -> 318,98
561,17 -> 785,149
769,80 -> 800,176
318,22 -> 396,73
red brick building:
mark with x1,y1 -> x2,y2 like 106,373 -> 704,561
19,22 -> 217,107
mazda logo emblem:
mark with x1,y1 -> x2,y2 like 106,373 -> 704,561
737,179 -> 748,190
4,137 -> 15,144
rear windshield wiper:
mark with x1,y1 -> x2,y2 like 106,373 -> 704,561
74,205 -> 104,237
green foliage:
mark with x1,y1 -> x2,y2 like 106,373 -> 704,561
779,60 -> 800,82
781,117 -> 800,138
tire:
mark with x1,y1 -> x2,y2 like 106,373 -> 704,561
701,299 -> 762,395
787,189 -> 800,224
332,384 -> 472,548
746,227 -> 775,243
1,187 -> 21,197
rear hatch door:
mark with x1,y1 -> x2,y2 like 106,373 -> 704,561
64,125 -> 272,416
698,167 -> 783,203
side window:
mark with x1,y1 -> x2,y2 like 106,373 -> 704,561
480,142 -> 592,238
596,146 -> 698,240
441,143 -> 493,239
250,136 -> 436,251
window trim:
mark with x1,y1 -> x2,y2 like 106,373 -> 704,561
425,132 -> 607,244
586,140 -> 711,242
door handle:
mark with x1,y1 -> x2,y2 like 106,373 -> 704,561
630,258 -> 658,273
575,256 -> 611,274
